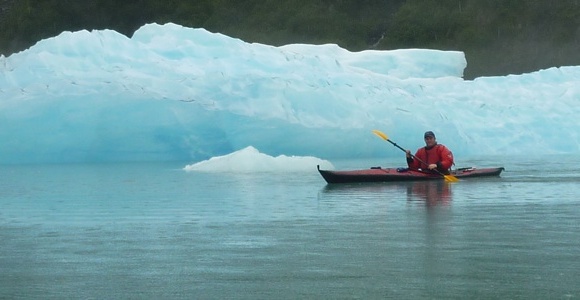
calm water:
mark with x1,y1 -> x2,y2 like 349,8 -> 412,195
1,155 -> 579,299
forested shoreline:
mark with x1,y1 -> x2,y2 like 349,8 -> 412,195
1,0 -> 579,79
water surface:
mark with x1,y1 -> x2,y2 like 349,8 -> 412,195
1,156 -> 579,299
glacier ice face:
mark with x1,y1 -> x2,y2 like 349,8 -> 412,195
1,22 -> 579,165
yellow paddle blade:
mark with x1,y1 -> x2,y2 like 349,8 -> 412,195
444,174 -> 460,182
372,129 -> 389,141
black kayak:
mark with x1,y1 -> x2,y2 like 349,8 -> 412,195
317,165 -> 504,184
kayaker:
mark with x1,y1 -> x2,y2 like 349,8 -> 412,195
405,131 -> 454,174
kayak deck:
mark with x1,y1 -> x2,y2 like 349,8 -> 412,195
317,165 -> 504,184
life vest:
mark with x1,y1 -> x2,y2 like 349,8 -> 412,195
407,143 -> 454,172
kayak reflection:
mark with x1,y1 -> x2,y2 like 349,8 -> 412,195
406,181 -> 452,206
320,180 -> 453,206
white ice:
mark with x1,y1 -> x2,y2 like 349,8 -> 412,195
1,22 -> 579,167
183,146 -> 333,172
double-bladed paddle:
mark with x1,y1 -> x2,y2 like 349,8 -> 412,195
372,129 -> 459,182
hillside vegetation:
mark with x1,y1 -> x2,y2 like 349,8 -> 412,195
1,0 -> 579,79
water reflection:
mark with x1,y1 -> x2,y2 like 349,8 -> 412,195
319,180 -> 454,207
405,181 -> 452,206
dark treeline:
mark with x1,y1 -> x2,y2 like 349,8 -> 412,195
1,0 -> 579,79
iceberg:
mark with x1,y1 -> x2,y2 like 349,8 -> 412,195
183,146 -> 334,172
1,22 -> 579,165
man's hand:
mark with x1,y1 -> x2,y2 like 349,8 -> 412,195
428,164 -> 437,170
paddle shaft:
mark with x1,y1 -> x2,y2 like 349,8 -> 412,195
386,138 -> 433,171
385,139 -> 406,153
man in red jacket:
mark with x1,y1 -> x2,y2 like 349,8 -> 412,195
406,131 -> 454,174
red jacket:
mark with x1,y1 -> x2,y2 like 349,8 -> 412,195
407,144 -> 454,173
